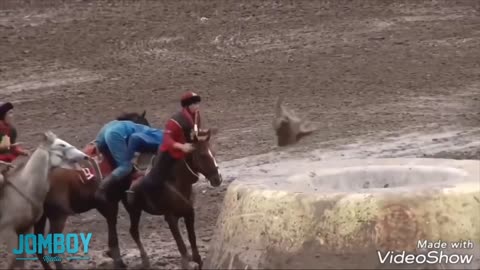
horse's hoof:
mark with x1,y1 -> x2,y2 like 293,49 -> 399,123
141,258 -> 151,269
103,250 -> 112,258
192,254 -> 202,269
114,260 -> 127,269
182,259 -> 200,270
189,262 -> 200,270
181,257 -> 190,269
55,261 -> 68,270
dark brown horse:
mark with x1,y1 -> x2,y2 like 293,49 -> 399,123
125,128 -> 223,270
34,111 -> 152,269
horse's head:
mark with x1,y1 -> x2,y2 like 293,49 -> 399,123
41,131 -> 89,167
189,128 -> 222,187
116,110 -> 150,126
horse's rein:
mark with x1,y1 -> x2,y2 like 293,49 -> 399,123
2,146 -> 65,212
1,144 -> 90,212
141,159 -> 196,210
0,157 -> 43,212
144,154 -> 202,210
184,159 -> 200,179
4,177 -> 42,212
188,113 -> 216,180
159,161 -> 198,209
183,157 -> 219,183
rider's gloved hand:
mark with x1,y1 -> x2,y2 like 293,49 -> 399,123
174,142 -> 194,153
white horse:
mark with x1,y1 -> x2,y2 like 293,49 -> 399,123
0,131 -> 89,269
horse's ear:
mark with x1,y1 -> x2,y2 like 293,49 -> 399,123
42,131 -> 56,144
141,110 -> 146,118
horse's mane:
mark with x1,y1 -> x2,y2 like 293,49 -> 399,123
116,112 -> 141,121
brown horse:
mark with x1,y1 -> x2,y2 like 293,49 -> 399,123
34,111 -> 153,269
125,128 -> 223,270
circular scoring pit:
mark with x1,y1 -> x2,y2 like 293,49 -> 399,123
300,165 -> 468,192
205,158 -> 480,269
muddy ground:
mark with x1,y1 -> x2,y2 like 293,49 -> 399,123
0,0 -> 479,269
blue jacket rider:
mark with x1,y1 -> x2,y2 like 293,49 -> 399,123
94,119 -> 163,202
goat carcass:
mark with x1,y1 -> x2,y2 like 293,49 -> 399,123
273,97 -> 316,146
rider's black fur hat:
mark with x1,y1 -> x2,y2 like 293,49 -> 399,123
0,102 -> 13,120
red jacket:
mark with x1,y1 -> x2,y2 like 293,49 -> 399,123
159,108 -> 200,160
0,121 -> 26,162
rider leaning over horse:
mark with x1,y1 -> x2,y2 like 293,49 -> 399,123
129,91 -> 202,199
0,102 -> 29,163
94,113 -> 164,203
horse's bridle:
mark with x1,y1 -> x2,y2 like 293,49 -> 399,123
184,159 -> 200,179
47,144 -> 80,167
185,118 -> 220,180
184,152 -> 219,181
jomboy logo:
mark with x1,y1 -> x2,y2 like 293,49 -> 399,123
13,233 -> 92,262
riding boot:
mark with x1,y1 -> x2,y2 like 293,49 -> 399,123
95,174 -> 119,203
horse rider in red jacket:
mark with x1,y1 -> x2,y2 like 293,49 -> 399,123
0,102 -> 29,163
160,91 -> 201,159
127,91 -> 201,199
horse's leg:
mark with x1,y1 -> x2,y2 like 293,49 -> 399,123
6,226 -> 32,270
98,202 -> 127,269
14,227 -> 34,270
125,202 -> 150,268
165,214 -> 197,270
5,229 -> 20,270
34,214 -> 53,270
48,215 -> 68,270
185,210 -> 202,269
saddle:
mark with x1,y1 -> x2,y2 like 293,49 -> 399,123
78,141 -> 155,184
80,142 -> 114,181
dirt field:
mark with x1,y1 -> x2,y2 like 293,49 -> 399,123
1,0 -> 479,269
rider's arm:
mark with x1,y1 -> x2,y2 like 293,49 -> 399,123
8,128 -> 27,155
162,119 -> 189,154
0,134 -> 10,151
127,133 -> 145,157
128,131 -> 161,154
